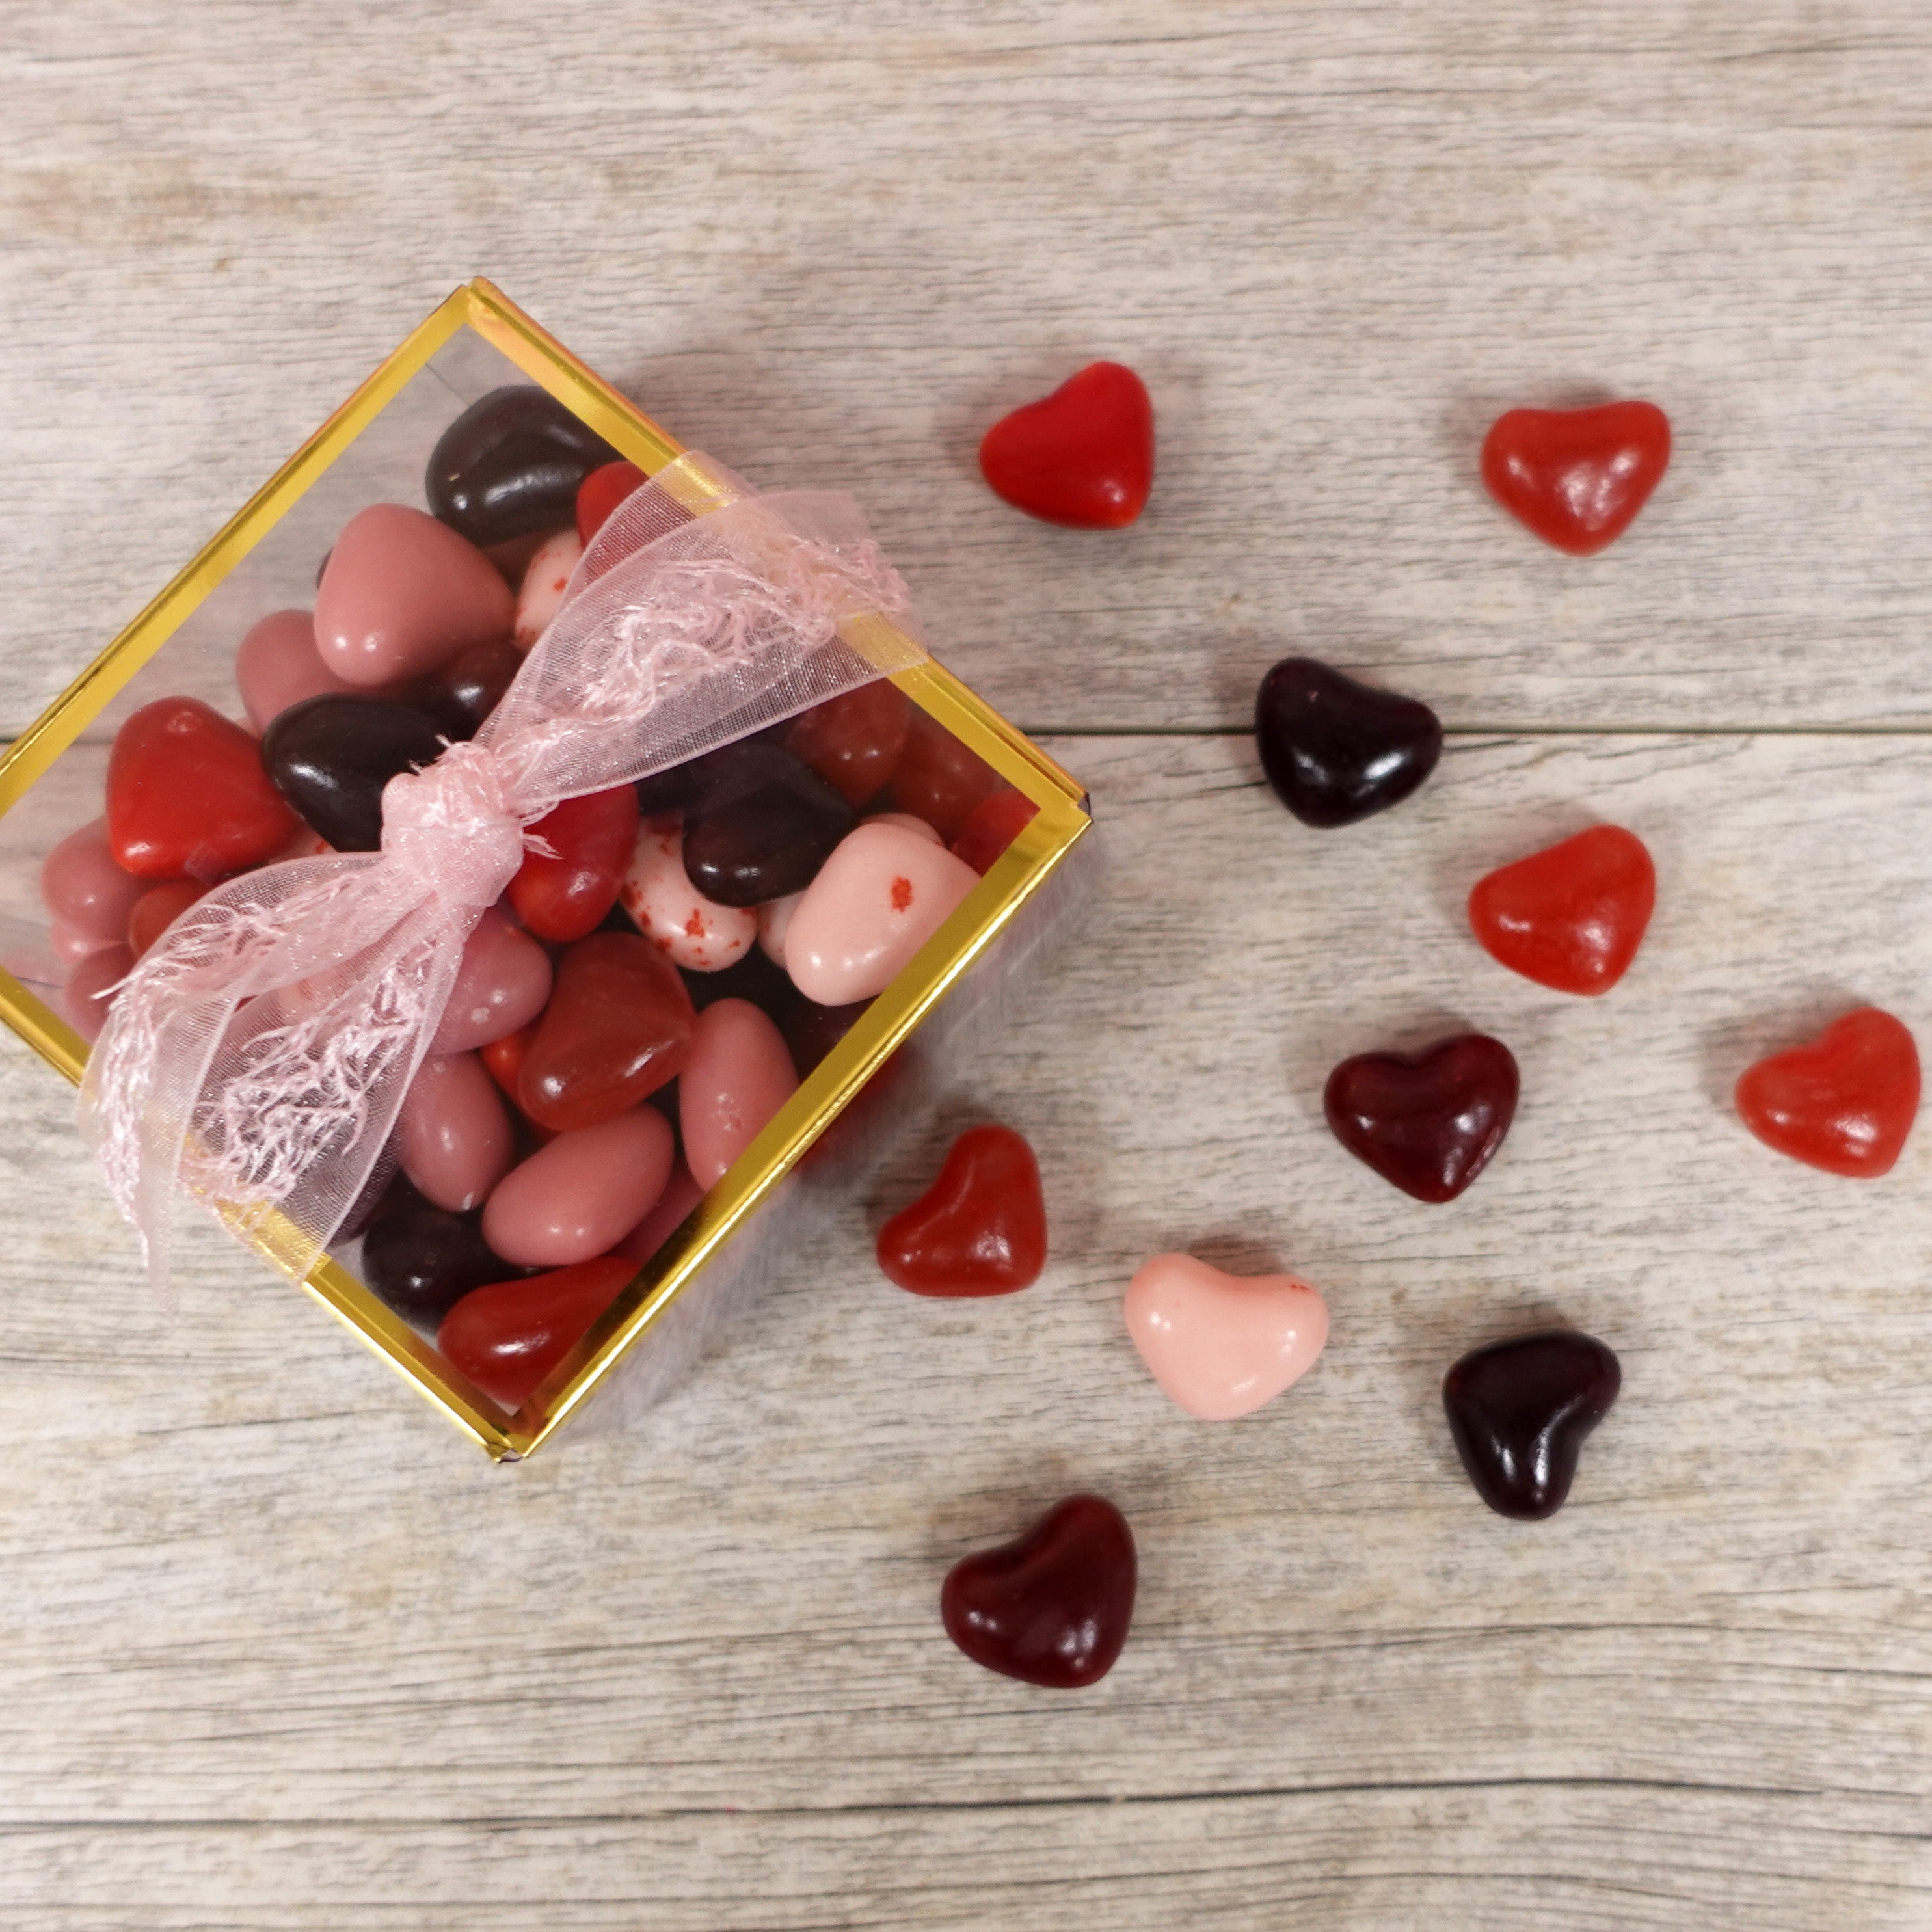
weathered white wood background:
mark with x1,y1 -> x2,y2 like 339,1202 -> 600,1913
5,3 -> 1932,1927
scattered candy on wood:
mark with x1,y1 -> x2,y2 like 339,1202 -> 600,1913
315,503 -> 514,686
619,818 -> 758,971
437,1253 -> 638,1411
941,1494 -> 1137,1688
978,362 -> 1155,530
513,527 -> 584,649
680,997 -> 801,1188
785,820 -> 980,1006
1468,824 -> 1656,996
429,907 -> 553,1054
876,1123 -> 1047,1296
1123,1254 -> 1328,1420
106,697 -> 301,881
260,693 -> 448,853
397,1051 -> 515,1213
425,385 -> 621,548
1442,1328 -> 1622,1520
509,785 -> 642,943
1734,1006 -> 1920,1179
482,1105 -> 676,1268
517,932 -> 697,1132
1481,400 -> 1672,556
1254,656 -> 1443,829
1324,1033 -> 1520,1203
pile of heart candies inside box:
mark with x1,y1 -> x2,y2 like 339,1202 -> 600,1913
41,367 -> 1922,1692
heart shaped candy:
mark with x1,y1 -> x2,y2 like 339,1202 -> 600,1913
1125,1254 -> 1328,1420
106,696 -> 301,881
978,362 -> 1154,529
1443,1328 -> 1621,1520
1735,1007 -> 1920,1179
1324,1033 -> 1519,1203
876,1125 -> 1047,1296
941,1494 -> 1136,1688
1468,825 -> 1655,996
1255,657 -> 1443,829
1481,401 -> 1671,555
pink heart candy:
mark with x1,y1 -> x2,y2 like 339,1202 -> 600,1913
1123,1254 -> 1328,1421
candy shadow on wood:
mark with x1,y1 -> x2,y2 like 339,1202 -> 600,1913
1697,983 -> 1867,1119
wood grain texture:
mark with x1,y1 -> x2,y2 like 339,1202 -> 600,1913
4,732 -> 1932,1927
9,2 -> 1932,737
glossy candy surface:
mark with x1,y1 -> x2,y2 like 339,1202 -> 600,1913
517,932 -> 697,1131
941,1494 -> 1136,1688
1481,401 -> 1671,556
1734,1007 -> 1920,1179
107,697 -> 301,881
1255,657 -> 1442,828
509,786 -> 641,942
235,608 -> 358,731
619,820 -> 757,972
888,712 -> 1000,842
1123,1254 -> 1328,1420
260,693 -> 448,853
1324,1033 -> 1520,1203
61,944 -> 131,1043
438,1254 -> 637,1411
397,1052 -> 513,1213
576,460 -> 647,544
1469,825 -> 1656,995
315,503 -> 514,686
978,362 -> 1155,529
361,1198 -> 517,1326
680,999 -> 800,1188
1443,1328 -> 1622,1519
482,1106 -> 675,1267
40,819 -> 146,945
682,742 -> 855,907
950,788 -> 1039,874
876,1124 -> 1046,1296
785,821 -> 980,1006
783,681 -> 913,808
430,908 -> 552,1053
416,635 -> 524,740
513,528 -> 583,649
126,880 -> 207,961
426,386 -> 621,548
617,1160 -> 706,1265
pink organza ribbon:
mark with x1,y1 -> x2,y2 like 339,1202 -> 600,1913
78,452 -> 926,1293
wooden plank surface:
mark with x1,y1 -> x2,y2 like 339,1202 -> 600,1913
8,2 -> 1932,1926
5,732 -> 1932,1927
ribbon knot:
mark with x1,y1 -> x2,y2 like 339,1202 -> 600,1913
379,741 -> 526,910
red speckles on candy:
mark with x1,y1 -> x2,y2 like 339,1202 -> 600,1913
891,876 -> 914,912
684,911 -> 706,939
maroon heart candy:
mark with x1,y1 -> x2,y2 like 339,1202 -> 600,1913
1324,1032 -> 1519,1203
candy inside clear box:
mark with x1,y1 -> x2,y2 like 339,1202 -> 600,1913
0,280 -> 1095,1460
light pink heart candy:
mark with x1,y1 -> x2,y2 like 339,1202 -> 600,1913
315,503 -> 513,686
1124,1253 -> 1329,1421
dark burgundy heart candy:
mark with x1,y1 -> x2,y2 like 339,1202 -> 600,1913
261,693 -> 449,852
362,1197 -> 524,1326
941,1494 -> 1136,1689
1442,1328 -> 1621,1520
681,741 -> 855,907
426,386 -> 621,548
1255,657 -> 1442,829
1324,1032 -> 1518,1203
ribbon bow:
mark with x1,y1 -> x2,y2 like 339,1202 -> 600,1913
79,452 -> 926,1293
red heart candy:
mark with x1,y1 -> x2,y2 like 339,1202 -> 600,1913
107,696 -> 301,881
978,362 -> 1153,529
1481,401 -> 1671,555
1736,1008 -> 1920,1179
941,1494 -> 1136,1689
438,1254 -> 637,1412
1469,825 -> 1656,996
876,1124 -> 1047,1296
575,460 -> 647,546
